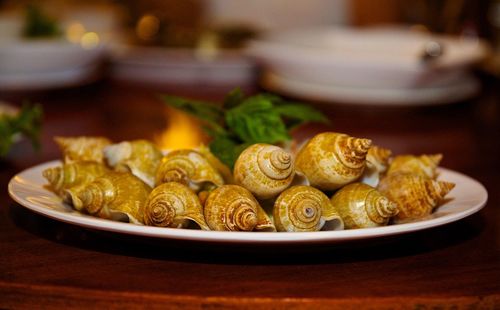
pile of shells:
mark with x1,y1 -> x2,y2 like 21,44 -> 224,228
42,132 -> 455,232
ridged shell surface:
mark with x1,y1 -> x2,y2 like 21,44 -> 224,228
42,161 -> 109,199
295,132 -> 372,191
387,154 -> 442,179
143,182 -> 209,229
234,144 -> 295,199
104,140 -> 162,187
361,145 -> 392,187
55,136 -> 111,164
273,185 -> 344,232
378,173 -> 455,223
155,149 -> 224,192
331,183 -> 398,229
65,171 -> 152,224
204,185 -> 275,231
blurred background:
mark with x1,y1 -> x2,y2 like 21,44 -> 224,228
0,0 -> 499,165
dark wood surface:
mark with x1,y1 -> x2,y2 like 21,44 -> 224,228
1,77 -> 499,309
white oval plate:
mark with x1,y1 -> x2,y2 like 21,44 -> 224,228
8,161 -> 488,244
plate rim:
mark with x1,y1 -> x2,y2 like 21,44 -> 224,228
8,160 -> 488,244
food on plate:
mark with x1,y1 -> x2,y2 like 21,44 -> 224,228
42,161 -> 109,201
386,154 -> 442,179
155,149 -> 224,192
378,173 -> 455,223
361,145 -> 392,187
273,185 -> 343,232
55,136 -> 111,164
295,132 -> 372,191
104,139 -> 163,187
65,171 -> 151,224
234,143 -> 295,200
331,183 -> 399,229
143,182 -> 209,230
204,185 -> 275,232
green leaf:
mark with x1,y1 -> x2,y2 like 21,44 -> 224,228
23,4 -> 61,38
222,87 -> 245,109
273,103 -> 329,128
225,95 -> 290,144
208,135 -> 251,168
161,95 -> 225,133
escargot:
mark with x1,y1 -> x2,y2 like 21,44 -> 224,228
104,139 -> 163,187
143,182 -> 209,230
234,144 -> 295,200
386,154 -> 442,179
378,173 -> 455,223
204,185 -> 275,231
42,161 -> 109,202
273,185 -> 344,232
331,183 -> 398,229
155,149 -> 224,192
360,145 -> 392,187
54,136 -> 111,164
65,171 -> 152,224
295,132 -> 372,191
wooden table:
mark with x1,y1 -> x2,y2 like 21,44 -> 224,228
1,77 -> 499,309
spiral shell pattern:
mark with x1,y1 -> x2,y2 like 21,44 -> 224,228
234,144 -> 295,199
104,140 -> 162,187
331,183 -> 398,229
155,150 -> 224,192
65,171 -> 151,224
204,185 -> 275,231
143,182 -> 209,230
295,132 -> 372,191
387,154 -> 442,179
378,173 -> 455,223
54,136 -> 111,164
274,185 -> 344,232
42,162 -> 109,198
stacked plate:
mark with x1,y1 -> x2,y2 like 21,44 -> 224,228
248,27 -> 489,105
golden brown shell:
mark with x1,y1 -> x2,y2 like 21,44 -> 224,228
42,161 -> 109,202
104,140 -> 163,187
273,185 -> 344,232
204,185 -> 275,231
55,136 -> 111,164
361,145 -> 393,187
234,144 -> 295,199
295,132 -> 372,191
155,149 -> 224,192
387,154 -> 442,179
331,183 -> 398,229
65,171 -> 152,224
143,182 -> 209,230
378,173 -> 455,223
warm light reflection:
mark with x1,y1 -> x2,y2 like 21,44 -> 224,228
195,31 -> 219,61
155,108 -> 206,151
80,32 -> 100,49
66,22 -> 86,43
136,14 -> 160,40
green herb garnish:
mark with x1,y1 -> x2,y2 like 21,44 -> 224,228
161,88 -> 328,168
23,4 -> 61,38
0,103 -> 43,156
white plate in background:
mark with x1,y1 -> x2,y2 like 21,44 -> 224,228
8,161 -> 488,245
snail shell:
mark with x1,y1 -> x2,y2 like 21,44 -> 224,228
234,144 -> 295,200
386,154 -> 442,179
196,145 -> 234,184
295,132 -> 372,191
273,185 -> 344,232
42,161 -> 109,202
55,136 -> 111,164
204,185 -> 275,231
360,145 -> 393,187
65,171 -> 152,224
331,183 -> 398,229
104,140 -> 163,187
155,149 -> 224,192
143,182 -> 209,230
378,173 -> 455,223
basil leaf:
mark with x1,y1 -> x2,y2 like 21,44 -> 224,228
0,103 -> 43,156
209,135 -> 251,168
273,104 -> 329,124
225,95 -> 290,144
222,87 -> 245,109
